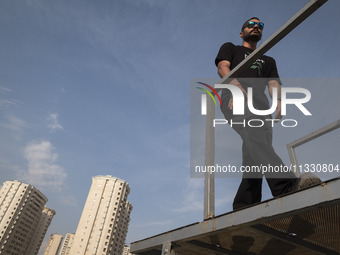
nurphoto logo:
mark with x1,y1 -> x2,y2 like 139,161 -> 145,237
197,82 -> 312,127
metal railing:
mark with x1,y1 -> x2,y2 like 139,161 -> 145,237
287,119 -> 340,177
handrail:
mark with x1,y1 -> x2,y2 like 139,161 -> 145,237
287,119 -> 340,177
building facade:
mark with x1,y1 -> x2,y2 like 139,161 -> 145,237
26,207 -> 56,255
43,234 -> 63,255
58,233 -> 74,255
69,176 -> 132,255
122,245 -> 132,255
0,180 -> 54,255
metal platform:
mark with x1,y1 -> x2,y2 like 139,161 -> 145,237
131,178 -> 340,255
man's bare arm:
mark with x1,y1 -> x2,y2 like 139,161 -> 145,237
217,60 -> 247,110
217,60 -> 232,78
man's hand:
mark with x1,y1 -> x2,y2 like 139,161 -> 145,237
274,100 -> 282,121
268,80 -> 282,122
228,80 -> 247,110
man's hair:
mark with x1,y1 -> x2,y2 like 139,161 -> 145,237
241,17 -> 260,31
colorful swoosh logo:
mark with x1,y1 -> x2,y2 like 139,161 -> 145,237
196,82 -> 222,106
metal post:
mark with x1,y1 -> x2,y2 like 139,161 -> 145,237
204,95 -> 215,219
203,0 -> 328,220
161,242 -> 175,255
287,146 -> 300,177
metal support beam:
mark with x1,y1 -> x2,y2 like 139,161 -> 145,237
161,242 -> 175,255
286,119 -> 340,176
203,0 -> 328,220
253,223 -> 338,255
204,95 -> 215,220
188,240 -> 244,255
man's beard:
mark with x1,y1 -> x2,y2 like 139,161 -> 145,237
243,30 -> 262,42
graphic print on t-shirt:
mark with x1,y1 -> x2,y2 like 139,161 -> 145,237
244,52 -> 265,76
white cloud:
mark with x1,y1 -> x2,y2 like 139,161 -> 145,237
21,140 -> 67,191
47,113 -> 63,132
0,115 -> 27,140
0,87 -> 21,108
0,98 -> 21,107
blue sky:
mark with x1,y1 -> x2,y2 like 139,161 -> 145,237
0,0 -> 339,253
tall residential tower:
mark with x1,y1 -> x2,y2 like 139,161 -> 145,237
69,176 -> 132,255
43,234 -> 63,255
0,180 -> 55,255
58,233 -> 74,255
26,207 -> 56,255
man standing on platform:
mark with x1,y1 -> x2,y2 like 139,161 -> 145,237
215,17 -> 321,210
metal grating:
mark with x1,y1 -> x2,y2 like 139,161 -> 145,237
257,204 -> 340,254
169,205 -> 340,255
171,208 -> 340,255
131,178 -> 340,255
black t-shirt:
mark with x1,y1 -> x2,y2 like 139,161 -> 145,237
215,42 -> 281,114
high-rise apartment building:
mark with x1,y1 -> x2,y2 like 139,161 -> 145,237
0,180 -> 54,255
26,207 -> 56,255
122,245 -> 132,255
69,176 -> 132,255
58,233 -> 74,255
113,202 -> 132,250
43,234 -> 63,255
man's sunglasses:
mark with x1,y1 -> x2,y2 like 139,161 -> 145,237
246,21 -> 264,29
